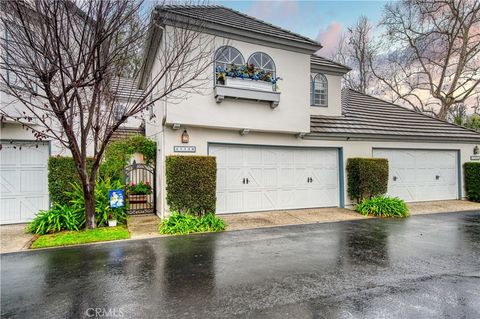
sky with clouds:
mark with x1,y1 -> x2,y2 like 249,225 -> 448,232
214,0 -> 389,56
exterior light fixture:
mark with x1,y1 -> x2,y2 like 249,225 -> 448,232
474,145 -> 479,155
181,129 -> 189,143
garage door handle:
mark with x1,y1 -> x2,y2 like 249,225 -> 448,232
242,178 -> 246,184
436,175 -> 440,180
393,176 -> 397,181
246,178 -> 249,184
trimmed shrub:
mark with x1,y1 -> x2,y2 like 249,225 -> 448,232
100,135 -> 156,181
356,196 -> 409,218
464,162 -> 480,202
158,212 -> 225,235
48,157 -> 93,205
166,155 -> 216,215
347,158 -> 389,203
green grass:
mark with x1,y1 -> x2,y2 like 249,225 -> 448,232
31,226 -> 130,249
159,212 -> 226,235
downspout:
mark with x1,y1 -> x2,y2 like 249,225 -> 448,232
160,25 -> 167,219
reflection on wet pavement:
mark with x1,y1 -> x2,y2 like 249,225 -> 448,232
2,211 -> 479,318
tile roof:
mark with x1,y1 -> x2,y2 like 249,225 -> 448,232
156,5 -> 320,49
311,55 -> 351,74
310,89 -> 480,142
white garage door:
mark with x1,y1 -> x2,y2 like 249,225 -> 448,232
209,144 -> 339,214
373,149 -> 458,202
0,142 -> 49,224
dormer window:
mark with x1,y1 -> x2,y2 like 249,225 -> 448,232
214,46 -> 244,72
247,52 -> 276,78
311,73 -> 328,107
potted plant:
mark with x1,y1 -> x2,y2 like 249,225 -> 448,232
108,214 -> 117,227
127,181 -> 153,203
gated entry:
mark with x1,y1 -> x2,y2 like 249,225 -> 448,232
124,162 -> 155,215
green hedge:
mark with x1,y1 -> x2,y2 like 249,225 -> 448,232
347,158 -> 389,203
464,162 -> 480,202
48,157 -> 93,205
166,156 -> 216,215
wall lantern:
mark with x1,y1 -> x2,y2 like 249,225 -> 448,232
474,145 -> 479,155
181,129 -> 189,144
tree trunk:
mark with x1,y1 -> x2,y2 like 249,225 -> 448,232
83,182 -> 97,229
438,102 -> 452,120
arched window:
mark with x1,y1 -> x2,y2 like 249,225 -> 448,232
311,73 -> 328,106
214,46 -> 244,70
247,52 -> 276,78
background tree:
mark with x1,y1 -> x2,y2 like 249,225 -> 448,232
333,16 -> 378,94
372,0 -> 480,119
448,99 -> 480,131
0,0 -> 215,229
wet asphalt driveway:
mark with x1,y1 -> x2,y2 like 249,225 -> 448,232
2,211 -> 480,319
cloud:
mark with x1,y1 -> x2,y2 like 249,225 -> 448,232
316,22 -> 343,57
247,0 -> 300,22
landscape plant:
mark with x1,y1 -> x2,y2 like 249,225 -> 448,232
356,196 -> 409,218
347,158 -> 389,202
68,178 -> 129,227
165,156 -> 217,216
26,204 -> 83,235
100,135 -> 156,182
216,63 -> 282,85
464,162 -> 480,202
28,178 -> 128,235
127,181 -> 153,195
158,212 -> 226,235
48,157 -> 93,205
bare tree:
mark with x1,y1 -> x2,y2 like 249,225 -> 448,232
0,1 -> 215,229
372,0 -> 480,119
333,16 -> 378,94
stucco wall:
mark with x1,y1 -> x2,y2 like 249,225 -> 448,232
155,125 -> 475,216
151,26 -> 313,134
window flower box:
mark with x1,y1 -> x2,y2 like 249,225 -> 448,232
214,63 -> 281,108
225,77 -> 273,92
128,194 -> 148,203
214,85 -> 280,108
126,181 -> 152,204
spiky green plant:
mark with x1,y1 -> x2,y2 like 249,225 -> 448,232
356,196 -> 409,218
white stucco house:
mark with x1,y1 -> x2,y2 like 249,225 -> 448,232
139,5 -> 480,217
